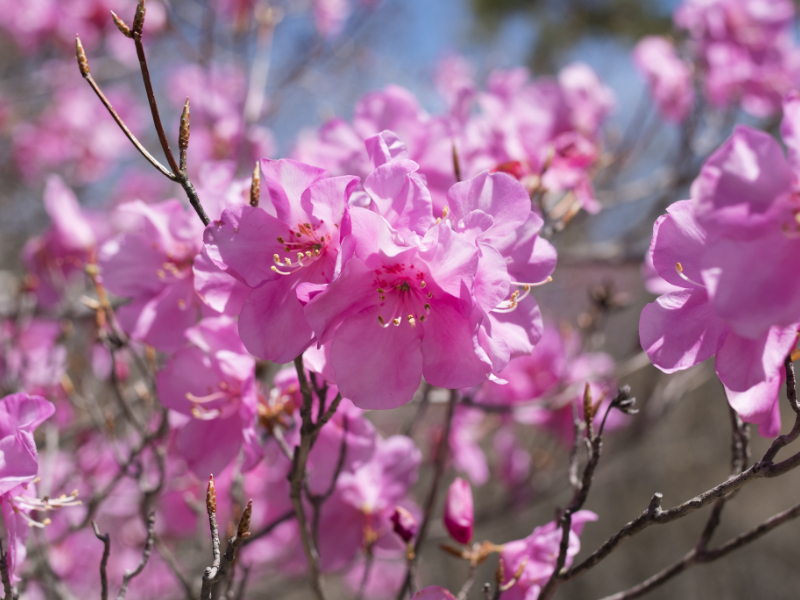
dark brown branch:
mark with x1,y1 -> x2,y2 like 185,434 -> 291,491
131,1 -> 180,176
396,389 -> 459,600
785,354 -> 799,414
1,540 -> 13,600
242,510 -> 295,547
290,355 -> 327,600
598,500 -> 800,600
75,36 -> 175,180
566,373 -> 800,584
91,522 -> 111,600
116,512 -> 156,600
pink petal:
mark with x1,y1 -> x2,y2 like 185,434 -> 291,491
639,289 -> 729,373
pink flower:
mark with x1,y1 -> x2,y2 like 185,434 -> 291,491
639,197 -> 798,436
633,36 -> 695,123
157,316 -> 262,477
0,318 -> 67,401
99,199 -> 206,353
444,477 -> 473,544
313,0 -> 351,38
203,159 -> 358,363
303,209 -> 491,409
390,505 -> 417,543
674,0 -> 800,116
22,176 -> 108,307
0,393 -> 55,580
500,510 -> 597,600
447,171 -> 555,373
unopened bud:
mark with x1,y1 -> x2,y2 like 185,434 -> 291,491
132,0 -> 146,35
179,98 -> 190,173
391,506 -> 417,543
237,500 -> 253,539
206,475 -> 216,515
444,477 -> 473,545
110,10 -> 133,38
250,162 -> 261,207
75,36 -> 90,77
583,382 -> 593,422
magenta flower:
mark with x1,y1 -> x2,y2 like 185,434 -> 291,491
203,158 -> 358,363
22,175 -> 108,308
674,0 -> 800,116
317,434 -> 422,571
156,316 -> 262,477
500,510 -> 597,600
304,208 -> 491,409
99,199 -> 206,353
639,199 -> 798,436
447,171 -> 555,373
633,36 -> 695,123
0,393 -> 55,580
391,505 -> 417,543
444,477 -> 473,545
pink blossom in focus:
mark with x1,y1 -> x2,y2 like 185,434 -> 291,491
204,159 -> 358,363
303,209 -> 491,409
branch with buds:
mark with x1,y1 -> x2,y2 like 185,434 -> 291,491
76,0 -> 210,226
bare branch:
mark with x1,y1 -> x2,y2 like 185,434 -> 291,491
91,522 -> 111,600
1,540 -> 14,600
396,389 -> 459,600
116,512 -> 156,600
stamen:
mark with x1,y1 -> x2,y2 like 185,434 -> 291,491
424,303 -> 431,312
377,288 -> 385,293
277,236 -> 285,243
420,281 -> 426,288
284,257 -> 292,266
408,315 -> 416,327
273,254 -> 281,263
186,391 -> 229,404
392,317 -> 401,326
674,263 -> 706,288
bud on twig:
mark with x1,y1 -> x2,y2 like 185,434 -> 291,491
391,506 -> 417,543
75,36 -> 90,77
250,162 -> 261,207
179,98 -> 190,174
237,500 -> 253,540
206,475 -> 217,515
110,10 -> 133,38
132,0 -> 146,36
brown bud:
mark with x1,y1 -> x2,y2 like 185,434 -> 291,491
110,10 -> 133,38
179,98 -> 190,173
237,500 -> 253,539
250,162 -> 261,207
206,475 -> 217,515
75,36 -> 90,77
583,382 -> 593,422
132,0 -> 146,35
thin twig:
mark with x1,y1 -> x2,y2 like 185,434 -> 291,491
597,500 -> 800,600
91,522 -> 111,600
1,540 -> 13,600
396,389 -> 459,600
75,36 -> 175,180
308,416 -> 349,546
289,355 -> 327,600
154,537 -> 193,599
242,510 -> 295,547
356,552 -> 374,600
116,512 -> 156,600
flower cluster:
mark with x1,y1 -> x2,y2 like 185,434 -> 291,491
641,99 -> 800,435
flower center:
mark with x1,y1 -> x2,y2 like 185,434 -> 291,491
374,264 -> 432,328
271,222 -> 330,276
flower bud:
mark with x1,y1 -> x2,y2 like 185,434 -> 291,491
391,506 -> 417,543
443,477 -> 473,545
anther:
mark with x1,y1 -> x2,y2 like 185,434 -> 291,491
273,254 -> 281,263
392,318 -> 401,326
408,315 -> 416,327
420,281 -> 426,288
277,236 -> 284,243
